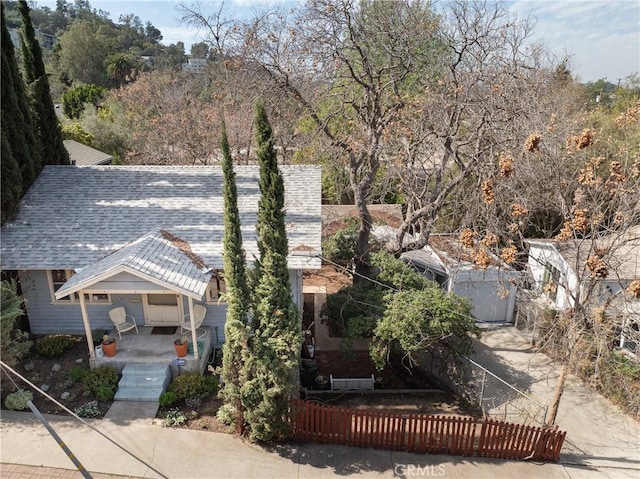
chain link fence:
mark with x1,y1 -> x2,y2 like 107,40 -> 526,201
464,357 -> 548,426
420,349 -> 548,427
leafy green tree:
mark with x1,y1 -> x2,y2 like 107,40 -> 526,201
144,21 -> 162,43
190,42 -> 209,59
218,120 -> 251,433
241,103 -> 300,442
62,83 -> 107,119
56,19 -> 115,85
1,3 -> 39,201
61,121 -> 95,146
18,0 -> 69,167
105,52 -> 133,86
76,99 -> 133,161
156,42 -> 185,70
320,251 -> 479,371
370,282 -> 477,371
1,280 -> 32,367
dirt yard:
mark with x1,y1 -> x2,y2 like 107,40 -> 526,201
2,334 -> 479,434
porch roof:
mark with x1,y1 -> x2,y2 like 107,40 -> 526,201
55,229 -> 212,300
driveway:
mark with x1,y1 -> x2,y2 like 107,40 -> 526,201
471,326 -> 640,474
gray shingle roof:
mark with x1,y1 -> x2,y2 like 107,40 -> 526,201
63,140 -> 113,166
1,165 -> 322,270
55,229 -> 212,299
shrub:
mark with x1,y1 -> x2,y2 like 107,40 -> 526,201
168,372 -> 218,402
598,350 -> 640,418
216,403 -> 237,426
95,385 -> 116,402
91,329 -> 109,347
1,280 -> 32,366
34,334 -> 76,358
68,366 -> 88,384
159,391 -> 178,408
5,389 -> 33,410
81,366 -> 119,401
74,400 -> 100,418
164,408 -> 187,427
185,397 -> 202,409
322,220 -> 359,267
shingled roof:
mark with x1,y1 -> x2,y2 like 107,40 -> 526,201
63,140 -> 113,166
55,229 -> 212,300
1,165 -> 322,271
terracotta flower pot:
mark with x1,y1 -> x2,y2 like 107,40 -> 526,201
102,340 -> 116,357
174,341 -> 188,357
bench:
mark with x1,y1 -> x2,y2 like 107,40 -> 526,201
329,374 -> 375,391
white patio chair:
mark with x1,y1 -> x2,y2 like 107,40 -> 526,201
108,306 -> 139,340
181,304 -> 207,339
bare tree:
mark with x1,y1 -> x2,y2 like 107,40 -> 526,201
385,1 -> 560,254
225,0 -> 444,280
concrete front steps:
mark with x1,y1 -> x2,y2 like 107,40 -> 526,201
114,363 -> 171,402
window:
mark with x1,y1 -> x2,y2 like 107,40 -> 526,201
49,270 -> 78,303
542,263 -> 561,302
83,293 -> 110,304
48,270 -> 110,304
206,271 -> 227,303
147,294 -> 178,306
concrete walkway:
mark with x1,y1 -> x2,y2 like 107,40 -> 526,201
1,325 -> 639,478
471,326 -> 640,473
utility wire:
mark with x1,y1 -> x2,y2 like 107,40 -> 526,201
315,253 -> 477,322
1,364 -> 92,478
0,360 -> 168,479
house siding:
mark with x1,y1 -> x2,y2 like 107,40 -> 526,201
19,268 -> 305,341
19,270 -> 115,335
527,244 -> 578,310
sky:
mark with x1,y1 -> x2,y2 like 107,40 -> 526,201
33,0 -> 640,83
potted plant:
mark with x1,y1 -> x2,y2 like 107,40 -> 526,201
101,334 -> 116,357
174,335 -> 188,357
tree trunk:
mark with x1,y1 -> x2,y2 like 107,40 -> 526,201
547,364 -> 568,425
353,189 -> 373,284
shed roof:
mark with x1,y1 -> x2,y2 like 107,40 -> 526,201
63,140 -> 113,166
1,165 -> 322,271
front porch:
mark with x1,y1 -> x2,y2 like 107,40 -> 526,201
91,326 -> 215,378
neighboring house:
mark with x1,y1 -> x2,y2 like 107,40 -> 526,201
526,229 -> 639,311
63,140 -> 113,166
9,28 -> 55,50
400,234 -> 519,324
181,58 -> 208,74
525,229 -> 640,356
1,165 -> 322,368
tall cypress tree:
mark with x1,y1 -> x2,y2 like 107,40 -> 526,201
18,0 -> 69,167
1,127 -> 23,223
218,119 -> 251,433
1,3 -> 38,198
241,102 -> 300,442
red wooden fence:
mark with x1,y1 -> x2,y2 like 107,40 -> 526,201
290,399 -> 566,462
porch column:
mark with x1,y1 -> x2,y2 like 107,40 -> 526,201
79,290 -> 95,359
187,296 -> 199,360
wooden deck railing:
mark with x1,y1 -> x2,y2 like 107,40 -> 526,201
290,399 -> 566,462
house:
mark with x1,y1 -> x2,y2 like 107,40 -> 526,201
526,229 -> 639,311
1,165 -> 322,372
181,58 -> 208,74
63,140 -> 113,166
525,228 -> 640,355
400,235 -> 519,324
